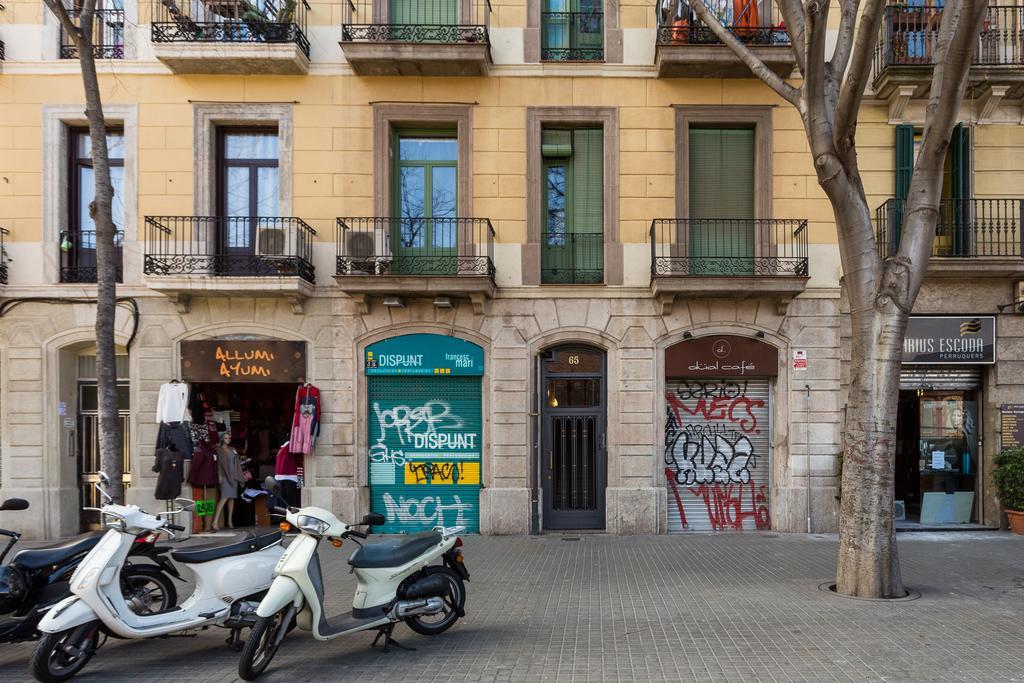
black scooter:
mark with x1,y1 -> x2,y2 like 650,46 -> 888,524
0,497 -> 182,643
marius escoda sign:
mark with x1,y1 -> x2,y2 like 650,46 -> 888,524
903,316 -> 995,365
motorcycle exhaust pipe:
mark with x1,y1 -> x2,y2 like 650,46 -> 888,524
393,597 -> 444,619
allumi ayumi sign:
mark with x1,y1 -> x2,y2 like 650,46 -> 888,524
181,340 -> 307,382
365,334 -> 484,376
902,316 -> 995,365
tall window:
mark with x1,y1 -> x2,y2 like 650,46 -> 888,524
541,127 -> 603,284
541,0 -> 603,61
688,126 -> 755,275
392,132 -> 458,274
64,128 -> 124,283
217,129 -> 280,271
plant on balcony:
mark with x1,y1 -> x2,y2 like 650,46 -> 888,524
993,447 -> 1024,534
688,0 -> 988,599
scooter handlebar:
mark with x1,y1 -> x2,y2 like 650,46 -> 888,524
344,529 -> 368,540
164,522 -> 186,532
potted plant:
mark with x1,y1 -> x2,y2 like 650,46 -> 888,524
993,447 -> 1024,534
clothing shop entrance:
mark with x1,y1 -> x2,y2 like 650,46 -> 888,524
894,317 -> 994,528
539,345 -> 607,531
365,334 -> 484,534
170,339 -> 315,534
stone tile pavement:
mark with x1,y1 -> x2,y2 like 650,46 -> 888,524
0,531 -> 1022,682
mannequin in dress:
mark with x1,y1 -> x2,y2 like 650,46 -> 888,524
212,433 -> 244,531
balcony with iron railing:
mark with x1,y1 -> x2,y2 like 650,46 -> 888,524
335,217 -> 495,312
541,11 -> 604,62
340,0 -> 492,76
541,231 -> 604,284
151,0 -> 311,74
0,228 -> 8,285
143,216 -> 316,311
875,198 -> 1024,276
59,230 -> 125,284
60,5 -> 126,59
649,218 -> 809,310
655,0 -> 795,78
873,4 -> 1024,105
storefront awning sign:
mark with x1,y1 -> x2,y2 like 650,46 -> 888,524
903,316 -> 995,365
365,334 -> 484,376
181,340 -> 307,383
665,335 -> 779,378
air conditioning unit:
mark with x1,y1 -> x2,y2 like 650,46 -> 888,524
256,227 -> 286,257
343,230 -> 389,275
894,499 -> 906,521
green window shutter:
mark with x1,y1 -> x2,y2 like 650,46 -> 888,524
894,123 -> 914,202
949,123 -> 968,202
542,129 -> 573,158
571,128 -> 603,233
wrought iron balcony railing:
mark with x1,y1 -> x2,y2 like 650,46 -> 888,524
541,231 -> 604,284
0,227 -> 8,285
0,38 -> 5,62
541,11 -> 604,61
874,4 -> 1024,76
876,198 -> 1024,259
336,217 -> 495,277
152,0 -> 311,58
59,230 -> 125,283
341,0 -> 490,44
650,218 -> 808,277
60,6 -> 125,59
144,216 -> 316,283
656,1 -> 790,46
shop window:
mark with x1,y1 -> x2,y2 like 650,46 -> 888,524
63,128 -> 125,283
541,127 -> 604,284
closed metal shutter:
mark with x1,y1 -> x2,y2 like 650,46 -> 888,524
368,375 -> 482,534
900,366 -> 981,390
664,378 -> 771,532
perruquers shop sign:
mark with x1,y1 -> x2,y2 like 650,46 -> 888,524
902,316 -> 996,365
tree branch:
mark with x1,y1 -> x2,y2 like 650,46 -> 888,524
829,0 -> 859,80
775,0 -> 807,76
41,0 -> 83,43
688,1 -> 801,107
833,0 -> 886,148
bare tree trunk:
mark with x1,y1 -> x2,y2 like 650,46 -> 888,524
44,0 -> 124,503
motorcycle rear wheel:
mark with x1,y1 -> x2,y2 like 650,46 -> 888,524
238,607 -> 289,681
404,566 -> 466,636
121,564 -> 177,615
30,621 -> 100,683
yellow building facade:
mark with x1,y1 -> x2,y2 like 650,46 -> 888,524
0,0 -> 1022,538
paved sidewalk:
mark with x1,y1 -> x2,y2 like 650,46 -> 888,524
0,532 -> 1022,682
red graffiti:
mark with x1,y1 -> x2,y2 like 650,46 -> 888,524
664,467 -> 688,527
666,392 -> 764,434
690,482 -> 771,531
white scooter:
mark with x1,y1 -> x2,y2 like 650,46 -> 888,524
32,473 -> 285,682
237,488 -> 470,680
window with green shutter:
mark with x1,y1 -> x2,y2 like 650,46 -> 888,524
541,0 -> 604,61
390,0 -> 457,30
688,127 -> 755,275
541,127 -> 604,284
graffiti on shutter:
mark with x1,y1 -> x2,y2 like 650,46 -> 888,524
664,378 -> 771,532
368,375 -> 482,534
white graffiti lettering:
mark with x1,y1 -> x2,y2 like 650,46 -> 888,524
665,432 -> 757,486
369,443 -> 406,466
373,400 -> 464,446
382,493 -> 472,527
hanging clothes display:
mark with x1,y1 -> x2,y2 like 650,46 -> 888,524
290,384 -> 321,455
274,442 -> 302,507
156,421 -> 194,457
156,381 -> 191,423
152,448 -> 185,500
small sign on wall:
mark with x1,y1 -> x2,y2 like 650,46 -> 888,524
792,349 -> 807,372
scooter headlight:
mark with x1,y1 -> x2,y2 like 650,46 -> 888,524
296,515 -> 330,537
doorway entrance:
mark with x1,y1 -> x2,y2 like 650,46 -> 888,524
540,345 -> 606,530
77,353 -> 130,532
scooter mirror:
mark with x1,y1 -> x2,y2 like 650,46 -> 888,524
263,476 -> 280,494
361,512 -> 385,526
175,498 -> 196,512
0,498 -> 29,512
97,471 -> 110,485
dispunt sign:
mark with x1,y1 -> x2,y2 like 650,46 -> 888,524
181,340 -> 307,382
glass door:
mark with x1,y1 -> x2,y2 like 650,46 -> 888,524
393,134 -> 458,274
66,128 -> 124,283
917,390 -> 979,524
217,129 -> 280,274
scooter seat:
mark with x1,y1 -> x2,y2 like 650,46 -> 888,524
348,532 -> 441,569
171,527 -> 282,564
13,532 -> 104,571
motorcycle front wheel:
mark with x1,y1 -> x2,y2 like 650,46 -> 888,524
404,566 -> 466,636
238,607 -> 289,681
30,621 -> 100,683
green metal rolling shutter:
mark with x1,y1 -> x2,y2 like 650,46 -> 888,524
368,376 -> 482,534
